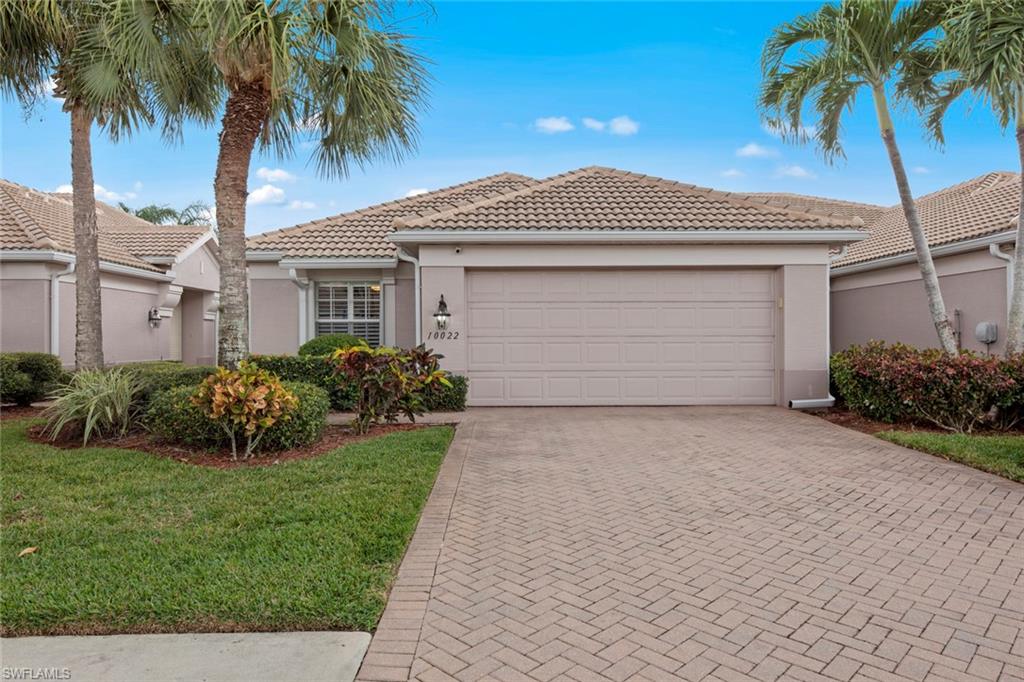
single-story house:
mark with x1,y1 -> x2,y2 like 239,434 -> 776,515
247,166 -> 868,407
0,179 -> 219,366
749,172 -> 1019,356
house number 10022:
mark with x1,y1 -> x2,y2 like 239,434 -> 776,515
427,331 -> 459,340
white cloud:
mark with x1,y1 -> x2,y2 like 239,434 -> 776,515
912,166 -> 930,174
256,167 -> 297,183
53,184 -> 73,194
736,142 -> 779,159
720,169 -> 745,178
775,164 -> 817,179
287,200 -> 316,210
404,188 -> 430,198
132,180 -> 143,192
534,116 -> 574,134
247,184 -> 286,205
582,117 -> 606,132
608,115 -> 639,136
54,183 -> 136,202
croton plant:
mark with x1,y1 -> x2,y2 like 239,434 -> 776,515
330,343 -> 451,434
191,361 -> 298,459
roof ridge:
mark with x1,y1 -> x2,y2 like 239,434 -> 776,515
743,191 -> 889,210
248,171 -> 535,246
394,167 -> 596,228
0,180 -> 61,248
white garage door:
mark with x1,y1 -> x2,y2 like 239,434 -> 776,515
466,269 -> 776,406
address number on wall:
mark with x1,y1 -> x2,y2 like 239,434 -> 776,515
426,331 -> 459,340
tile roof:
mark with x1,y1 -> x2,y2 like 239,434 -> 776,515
0,179 -> 212,270
833,172 -> 1020,268
247,172 -> 538,258
740,192 -> 889,224
393,166 -> 864,231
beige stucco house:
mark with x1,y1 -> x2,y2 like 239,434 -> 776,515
0,179 -> 219,367
751,172 -> 1018,356
247,166 -> 867,407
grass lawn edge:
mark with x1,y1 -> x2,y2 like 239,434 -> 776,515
876,430 -> 1024,484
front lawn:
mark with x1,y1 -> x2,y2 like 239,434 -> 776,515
0,419 -> 452,636
878,431 -> 1024,483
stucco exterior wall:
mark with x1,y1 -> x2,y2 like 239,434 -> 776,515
172,242 -> 219,291
831,249 -> 1009,354
779,264 -> 829,404
249,278 -> 299,355
0,278 -> 49,353
395,261 -> 416,349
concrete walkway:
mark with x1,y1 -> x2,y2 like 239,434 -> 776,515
1,631 -> 370,682
358,407 -> 1024,682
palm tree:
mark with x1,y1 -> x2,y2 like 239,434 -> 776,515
112,0 -> 428,368
119,200 -> 213,226
917,0 -> 1024,354
759,0 -> 959,354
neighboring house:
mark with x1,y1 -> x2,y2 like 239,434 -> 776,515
0,179 -> 219,366
248,166 -> 867,407
752,172 -> 1019,356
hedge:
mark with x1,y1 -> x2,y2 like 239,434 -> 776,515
831,342 -> 1022,432
118,361 -> 217,406
249,353 -> 468,413
145,381 -> 329,452
0,352 -> 63,406
298,334 -> 362,357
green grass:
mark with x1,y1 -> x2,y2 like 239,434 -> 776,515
0,419 -> 452,636
878,431 -> 1024,483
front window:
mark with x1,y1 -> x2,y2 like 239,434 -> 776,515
315,282 -> 382,346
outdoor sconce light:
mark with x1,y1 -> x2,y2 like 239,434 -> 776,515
433,295 -> 451,330
148,307 -> 162,329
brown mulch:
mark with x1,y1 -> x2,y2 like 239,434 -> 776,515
1,405 -> 45,421
810,407 -> 1022,436
25,422 -> 437,469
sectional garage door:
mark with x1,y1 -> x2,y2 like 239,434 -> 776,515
466,269 -> 776,406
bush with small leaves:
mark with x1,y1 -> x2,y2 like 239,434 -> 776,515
298,333 -> 363,357
0,352 -> 63,406
249,354 -> 357,410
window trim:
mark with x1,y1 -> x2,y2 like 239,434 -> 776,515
314,281 -> 383,345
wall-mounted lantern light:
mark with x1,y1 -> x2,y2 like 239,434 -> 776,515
433,295 -> 451,330
148,307 -> 162,329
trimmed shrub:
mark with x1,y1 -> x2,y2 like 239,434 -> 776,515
831,342 -> 1019,432
121,361 -> 217,406
298,333 -> 362,357
0,352 -> 63,406
145,380 -> 328,453
330,343 -> 450,433
423,374 -> 468,412
248,354 -> 357,410
42,368 -> 145,445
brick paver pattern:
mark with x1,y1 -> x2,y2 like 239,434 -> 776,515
358,407 -> 1024,682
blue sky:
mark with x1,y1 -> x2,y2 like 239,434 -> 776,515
1,1 -> 1018,234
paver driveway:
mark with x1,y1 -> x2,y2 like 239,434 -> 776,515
358,407 -> 1024,682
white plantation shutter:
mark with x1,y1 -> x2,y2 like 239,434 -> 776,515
315,282 -> 382,346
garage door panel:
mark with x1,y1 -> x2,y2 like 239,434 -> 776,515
466,269 -> 776,405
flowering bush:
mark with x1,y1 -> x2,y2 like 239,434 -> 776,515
831,342 -> 1020,433
191,361 -> 299,459
330,343 -> 450,434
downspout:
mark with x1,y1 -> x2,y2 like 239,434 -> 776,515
395,246 -> 421,346
790,246 -> 849,410
288,268 -> 310,347
990,244 -> 1013,324
49,262 -> 75,357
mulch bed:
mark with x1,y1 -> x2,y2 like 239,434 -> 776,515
1,405 -> 45,421
810,407 -> 1023,436
25,422 -> 437,469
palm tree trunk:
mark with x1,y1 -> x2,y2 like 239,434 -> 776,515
871,85 -> 958,355
70,102 -> 104,370
214,82 -> 270,369
1007,97 -> 1024,355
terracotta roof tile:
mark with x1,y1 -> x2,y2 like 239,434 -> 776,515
740,192 -> 888,224
394,166 -> 863,231
246,172 -> 538,258
833,172 -> 1019,268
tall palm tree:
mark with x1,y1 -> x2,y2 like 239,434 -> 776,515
759,0 -> 959,354
917,0 -> 1024,354
110,0 -> 427,368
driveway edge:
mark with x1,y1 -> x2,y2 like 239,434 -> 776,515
356,421 -> 476,682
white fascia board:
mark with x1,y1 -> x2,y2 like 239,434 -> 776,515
0,250 -> 173,281
389,229 -> 868,245
172,231 -> 218,265
277,257 -> 397,270
830,230 -> 1016,277
245,250 -> 286,262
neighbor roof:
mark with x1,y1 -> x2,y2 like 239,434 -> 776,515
393,166 -> 864,231
0,179 -> 213,270
740,192 -> 888,224
247,172 -> 538,258
832,171 -> 1020,268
